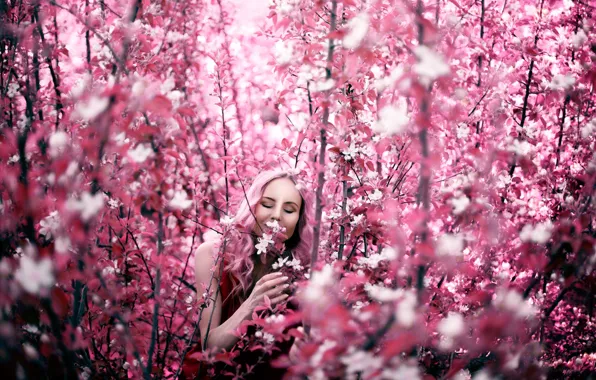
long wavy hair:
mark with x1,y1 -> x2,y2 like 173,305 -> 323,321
215,170 -> 314,298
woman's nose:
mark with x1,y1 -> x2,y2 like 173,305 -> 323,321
270,206 -> 281,220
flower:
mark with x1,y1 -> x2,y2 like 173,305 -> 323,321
128,144 -> 154,163
39,211 -> 61,239
15,255 -> 55,294
368,189 -> 383,202
413,46 -> 450,86
343,13 -> 369,49
48,131 -> 69,158
437,312 -> 465,338
67,192 -> 104,222
451,195 -> 470,215
395,290 -> 417,327
436,234 -> 464,258
373,104 -> 409,135
75,96 -> 110,121
255,233 -> 274,255
169,190 -> 193,210
519,221 -> 553,244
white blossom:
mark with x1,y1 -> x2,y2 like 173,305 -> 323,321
343,14 -> 369,49
368,189 -> 383,202
451,195 -> 470,215
7,82 -> 19,98
580,119 -> 596,138
413,46 -> 450,86
274,40 -> 295,65
519,221 -> 553,244
395,290 -> 417,327
39,211 -> 61,239
364,283 -> 403,302
437,312 -> 465,338
508,139 -> 532,156
75,96 -> 110,121
382,362 -> 421,380
340,349 -> 383,376
67,192 -> 104,222
255,233 -> 274,255
436,234 -> 464,258
304,264 -> 335,302
373,104 -> 409,135
48,131 -> 70,158
357,247 -> 397,269
374,67 -> 404,92
220,215 -> 235,226
169,190 -> 193,210
493,289 -> 537,319
15,255 -> 54,294
571,29 -> 587,48
55,236 -> 71,254
128,144 -> 154,163
549,75 -> 575,90
310,339 -> 337,366
312,78 -> 335,92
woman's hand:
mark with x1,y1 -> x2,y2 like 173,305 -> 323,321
241,272 -> 290,315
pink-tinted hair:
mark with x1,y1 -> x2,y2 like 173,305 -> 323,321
216,170 -> 313,297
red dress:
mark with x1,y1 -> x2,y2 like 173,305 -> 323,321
181,269 -> 296,379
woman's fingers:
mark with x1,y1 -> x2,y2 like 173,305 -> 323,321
264,283 -> 290,298
262,275 -> 288,290
270,293 -> 289,304
258,272 -> 285,284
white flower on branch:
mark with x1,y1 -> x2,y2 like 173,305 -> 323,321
220,215 -> 235,226
67,192 -> 104,222
364,283 -> 403,302
507,139 -> 532,156
343,13 -> 369,49
493,289 -> 537,319
382,362 -> 421,380
39,211 -> 61,239
548,75 -> 575,90
274,40 -> 295,65
395,290 -> 417,327
413,46 -> 450,86
519,221 -> 553,244
437,312 -> 465,338
451,194 -> 470,215
368,189 -> 383,202
304,264 -> 335,302
571,29 -> 587,48
580,119 -> 596,138
312,78 -> 335,92
436,234 -> 464,258
15,255 -> 54,295
7,82 -> 20,98
48,131 -> 70,158
357,247 -> 397,269
169,190 -> 193,210
128,144 -> 154,163
255,233 -> 274,255
75,96 -> 110,121
340,349 -> 383,376
373,104 -> 409,135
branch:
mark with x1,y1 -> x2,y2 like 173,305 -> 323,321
310,0 -> 338,269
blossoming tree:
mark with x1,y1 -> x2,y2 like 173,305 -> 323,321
0,0 -> 594,378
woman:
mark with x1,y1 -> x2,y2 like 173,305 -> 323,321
182,170 -> 313,379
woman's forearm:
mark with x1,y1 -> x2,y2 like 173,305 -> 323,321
204,304 -> 252,351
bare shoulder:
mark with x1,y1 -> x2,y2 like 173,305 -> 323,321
194,241 -> 218,271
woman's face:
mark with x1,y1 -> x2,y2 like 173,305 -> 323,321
253,177 -> 302,241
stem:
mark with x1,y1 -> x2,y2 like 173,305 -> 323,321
310,0 -> 338,269
145,212 -> 164,379
555,95 -> 570,167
